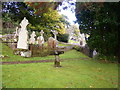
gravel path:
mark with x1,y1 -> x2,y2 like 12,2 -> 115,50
1,58 -> 90,65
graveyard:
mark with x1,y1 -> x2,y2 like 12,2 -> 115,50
1,1 -> 119,89
1,42 -> 118,88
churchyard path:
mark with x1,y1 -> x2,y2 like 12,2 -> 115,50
2,57 -> 89,65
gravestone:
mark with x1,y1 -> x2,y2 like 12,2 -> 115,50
47,37 -> 61,67
93,50 -> 97,57
29,31 -> 36,44
17,17 -> 29,49
20,51 -> 31,57
47,37 -> 57,49
51,30 -> 58,47
51,30 -> 58,40
37,30 -> 44,46
13,26 -> 20,42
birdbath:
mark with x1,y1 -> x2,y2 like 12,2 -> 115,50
54,48 -> 64,67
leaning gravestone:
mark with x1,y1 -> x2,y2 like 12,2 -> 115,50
17,17 -> 29,49
37,30 -> 44,46
29,31 -> 36,44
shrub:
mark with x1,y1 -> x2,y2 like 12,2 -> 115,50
93,54 -> 118,62
57,34 -> 69,43
73,45 -> 82,51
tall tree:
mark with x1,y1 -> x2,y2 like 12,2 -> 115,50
2,2 -> 67,41
75,2 -> 119,61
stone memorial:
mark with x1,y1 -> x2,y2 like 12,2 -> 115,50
17,17 -> 29,49
37,30 -> 44,46
13,26 -> 19,42
47,37 -> 57,49
51,30 -> 58,46
51,30 -> 58,40
93,50 -> 97,57
79,33 -> 86,47
29,31 -> 36,44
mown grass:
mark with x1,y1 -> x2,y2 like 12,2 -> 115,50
2,43 -> 87,62
1,42 -> 118,88
2,59 -> 118,88
68,40 -> 79,44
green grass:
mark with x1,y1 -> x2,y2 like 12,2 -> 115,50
2,43 -> 88,62
58,43 -> 71,47
69,40 -> 79,43
2,59 -> 118,88
1,42 -> 118,88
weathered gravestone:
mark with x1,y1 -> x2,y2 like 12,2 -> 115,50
13,26 -> 20,42
17,17 -> 29,49
47,37 -> 57,49
29,31 -> 36,44
51,30 -> 58,40
37,30 -> 44,46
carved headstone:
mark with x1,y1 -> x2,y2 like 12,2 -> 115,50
51,30 -> 58,40
17,17 -> 29,49
29,31 -> 36,44
37,30 -> 44,46
47,37 -> 57,49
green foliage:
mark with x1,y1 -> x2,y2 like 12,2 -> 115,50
2,2 -> 67,41
2,28 -> 15,35
73,45 -> 82,51
57,34 -> 69,43
75,2 -> 119,61
94,54 -> 118,62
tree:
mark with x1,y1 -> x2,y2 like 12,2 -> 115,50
25,2 -> 63,15
2,2 -> 67,41
75,2 -> 119,61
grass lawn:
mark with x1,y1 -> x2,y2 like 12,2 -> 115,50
2,43 -> 87,62
68,40 -> 79,44
1,42 -> 118,88
2,59 -> 118,88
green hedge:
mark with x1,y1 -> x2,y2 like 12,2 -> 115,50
57,34 -> 69,43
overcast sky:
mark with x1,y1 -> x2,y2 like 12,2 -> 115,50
58,0 -> 79,27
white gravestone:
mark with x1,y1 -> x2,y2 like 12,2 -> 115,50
79,33 -> 86,47
93,50 -> 97,57
29,31 -> 36,44
37,30 -> 44,46
17,17 -> 29,49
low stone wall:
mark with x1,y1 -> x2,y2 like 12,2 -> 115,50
73,44 -> 93,58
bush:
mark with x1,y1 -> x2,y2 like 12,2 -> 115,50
57,34 -> 69,43
73,45 -> 82,51
93,54 -> 118,62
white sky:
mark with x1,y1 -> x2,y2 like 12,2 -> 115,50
58,0 -> 79,28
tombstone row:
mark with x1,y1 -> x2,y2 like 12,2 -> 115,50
15,17 -> 58,50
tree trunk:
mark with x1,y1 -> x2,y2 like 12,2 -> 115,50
54,55 -> 61,67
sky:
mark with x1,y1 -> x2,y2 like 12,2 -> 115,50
58,0 -> 79,27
